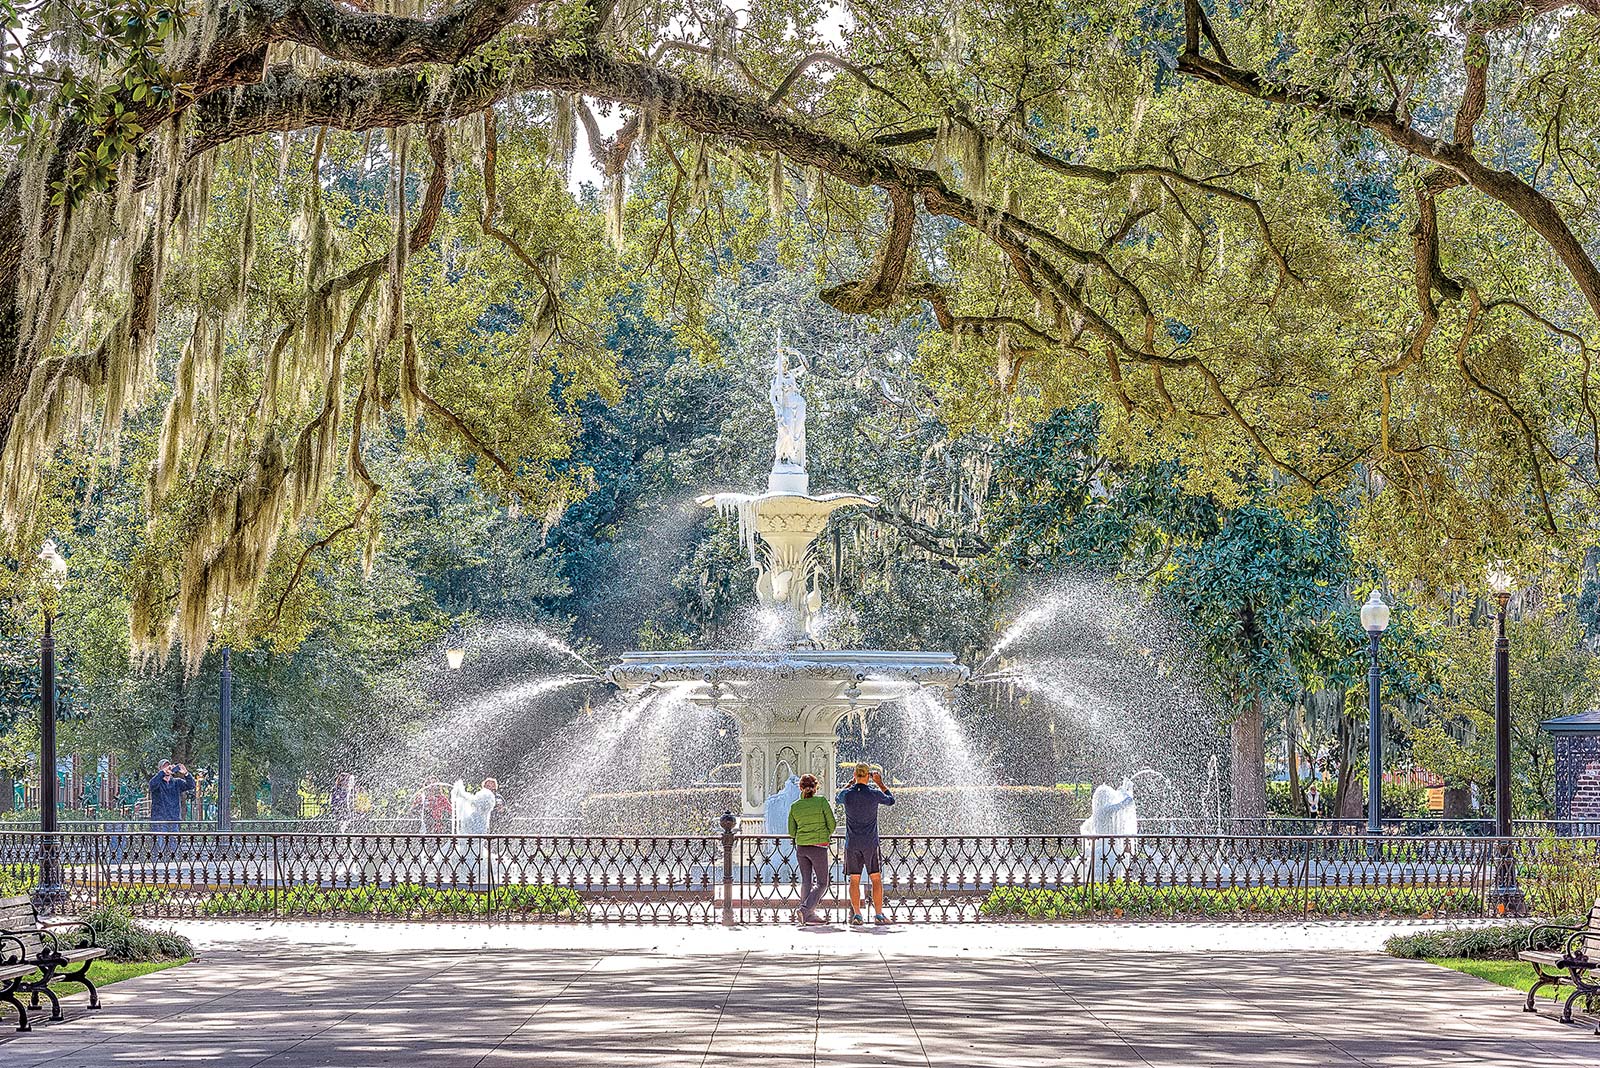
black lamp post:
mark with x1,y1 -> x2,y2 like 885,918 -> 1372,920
1486,563 -> 1524,913
34,540 -> 67,911
217,647 -> 233,831
1360,589 -> 1391,838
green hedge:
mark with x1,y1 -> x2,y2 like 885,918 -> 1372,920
1384,920 -> 1582,961
197,882 -> 583,918
980,883 -> 1485,920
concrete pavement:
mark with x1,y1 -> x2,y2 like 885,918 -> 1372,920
1,920 -> 1594,1066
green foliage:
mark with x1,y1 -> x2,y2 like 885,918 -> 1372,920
195,882 -> 583,919
980,883 -> 1485,920
0,863 -> 37,896
1519,837 -> 1600,919
72,903 -> 192,962
1384,924 -> 1575,962
1406,616 -> 1596,815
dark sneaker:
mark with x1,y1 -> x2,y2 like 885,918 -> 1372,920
792,909 -> 805,925
801,912 -> 823,925
849,912 -> 865,926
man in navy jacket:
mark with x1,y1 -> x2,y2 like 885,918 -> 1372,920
836,762 -> 895,925
148,760 -> 195,848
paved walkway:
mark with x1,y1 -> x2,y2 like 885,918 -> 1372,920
3,921 -> 1596,1066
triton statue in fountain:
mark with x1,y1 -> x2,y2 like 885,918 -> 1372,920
768,336 -> 807,484
606,334 -> 968,825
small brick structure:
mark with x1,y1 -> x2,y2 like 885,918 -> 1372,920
1545,710 -> 1600,829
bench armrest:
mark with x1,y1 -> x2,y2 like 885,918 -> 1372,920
1564,929 -> 1594,961
1526,922 -> 1583,952
41,919 -> 96,948
0,933 -> 26,965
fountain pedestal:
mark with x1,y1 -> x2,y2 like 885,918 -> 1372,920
607,650 -> 966,818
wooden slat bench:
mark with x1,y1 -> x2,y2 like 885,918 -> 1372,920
1520,897 -> 1600,1031
0,894 -> 106,1029
0,935 -> 32,1032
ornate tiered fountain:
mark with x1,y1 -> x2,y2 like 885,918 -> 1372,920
606,341 -> 968,825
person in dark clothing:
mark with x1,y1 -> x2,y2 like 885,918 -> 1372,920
149,759 -> 195,852
835,761 -> 894,926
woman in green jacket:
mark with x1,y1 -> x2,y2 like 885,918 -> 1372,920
787,773 -> 836,924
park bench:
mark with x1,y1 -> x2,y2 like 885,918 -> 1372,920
0,894 -> 105,1030
0,935 -> 32,1031
1520,898 -> 1600,1030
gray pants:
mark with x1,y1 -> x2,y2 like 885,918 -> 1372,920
797,845 -> 829,916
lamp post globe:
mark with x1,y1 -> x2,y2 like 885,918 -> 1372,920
1360,590 -> 1389,838
444,626 -> 467,672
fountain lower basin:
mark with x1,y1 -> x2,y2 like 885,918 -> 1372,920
607,649 -> 968,817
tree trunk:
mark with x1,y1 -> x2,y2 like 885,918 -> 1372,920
1332,689 -> 1363,818
1286,692 -> 1304,815
0,769 -> 11,814
1230,694 -> 1267,821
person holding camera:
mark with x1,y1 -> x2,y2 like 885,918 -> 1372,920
786,773 -> 835,925
148,759 -> 195,853
836,762 -> 895,926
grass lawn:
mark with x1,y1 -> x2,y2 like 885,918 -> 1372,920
19,958 -> 189,992
1427,958 -> 1544,996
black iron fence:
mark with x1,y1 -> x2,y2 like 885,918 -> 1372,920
3,827 -> 1597,924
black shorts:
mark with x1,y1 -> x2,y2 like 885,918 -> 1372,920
845,843 -> 881,876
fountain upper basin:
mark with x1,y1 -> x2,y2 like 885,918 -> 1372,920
606,649 -> 968,705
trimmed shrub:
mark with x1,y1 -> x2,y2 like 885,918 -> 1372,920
1384,921 -> 1580,961
71,904 -> 193,962
980,883 -> 1484,920
198,881 -> 584,919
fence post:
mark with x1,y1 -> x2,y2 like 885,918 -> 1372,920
1086,835 -> 1098,918
719,811 -> 736,927
487,837 -> 497,921
1298,837 -> 1313,917
271,834 -> 281,919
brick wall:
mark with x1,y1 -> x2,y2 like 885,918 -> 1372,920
1553,732 -> 1600,820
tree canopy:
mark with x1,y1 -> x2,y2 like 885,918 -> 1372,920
0,0 -> 1594,665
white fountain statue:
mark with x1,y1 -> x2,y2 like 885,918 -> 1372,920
607,333 -> 968,827
1080,778 -> 1139,882
769,338 -> 807,488
763,773 -> 803,834
450,778 -> 498,881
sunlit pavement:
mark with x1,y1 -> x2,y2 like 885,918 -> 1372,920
2,920 -> 1596,1066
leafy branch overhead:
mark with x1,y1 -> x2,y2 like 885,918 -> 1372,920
0,0 -> 1594,662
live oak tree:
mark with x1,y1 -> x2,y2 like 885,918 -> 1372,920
0,0 -> 1596,665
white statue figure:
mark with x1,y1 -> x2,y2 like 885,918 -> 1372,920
763,773 -> 803,835
1079,778 -> 1139,883
449,778 -> 499,882
769,336 -> 807,472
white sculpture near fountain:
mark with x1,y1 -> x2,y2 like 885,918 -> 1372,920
450,779 -> 498,881
763,774 -> 803,834
1080,778 -> 1139,882
607,334 -> 969,825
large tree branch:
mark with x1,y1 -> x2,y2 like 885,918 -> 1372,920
1177,1 -> 1600,324
184,41 -> 1326,487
